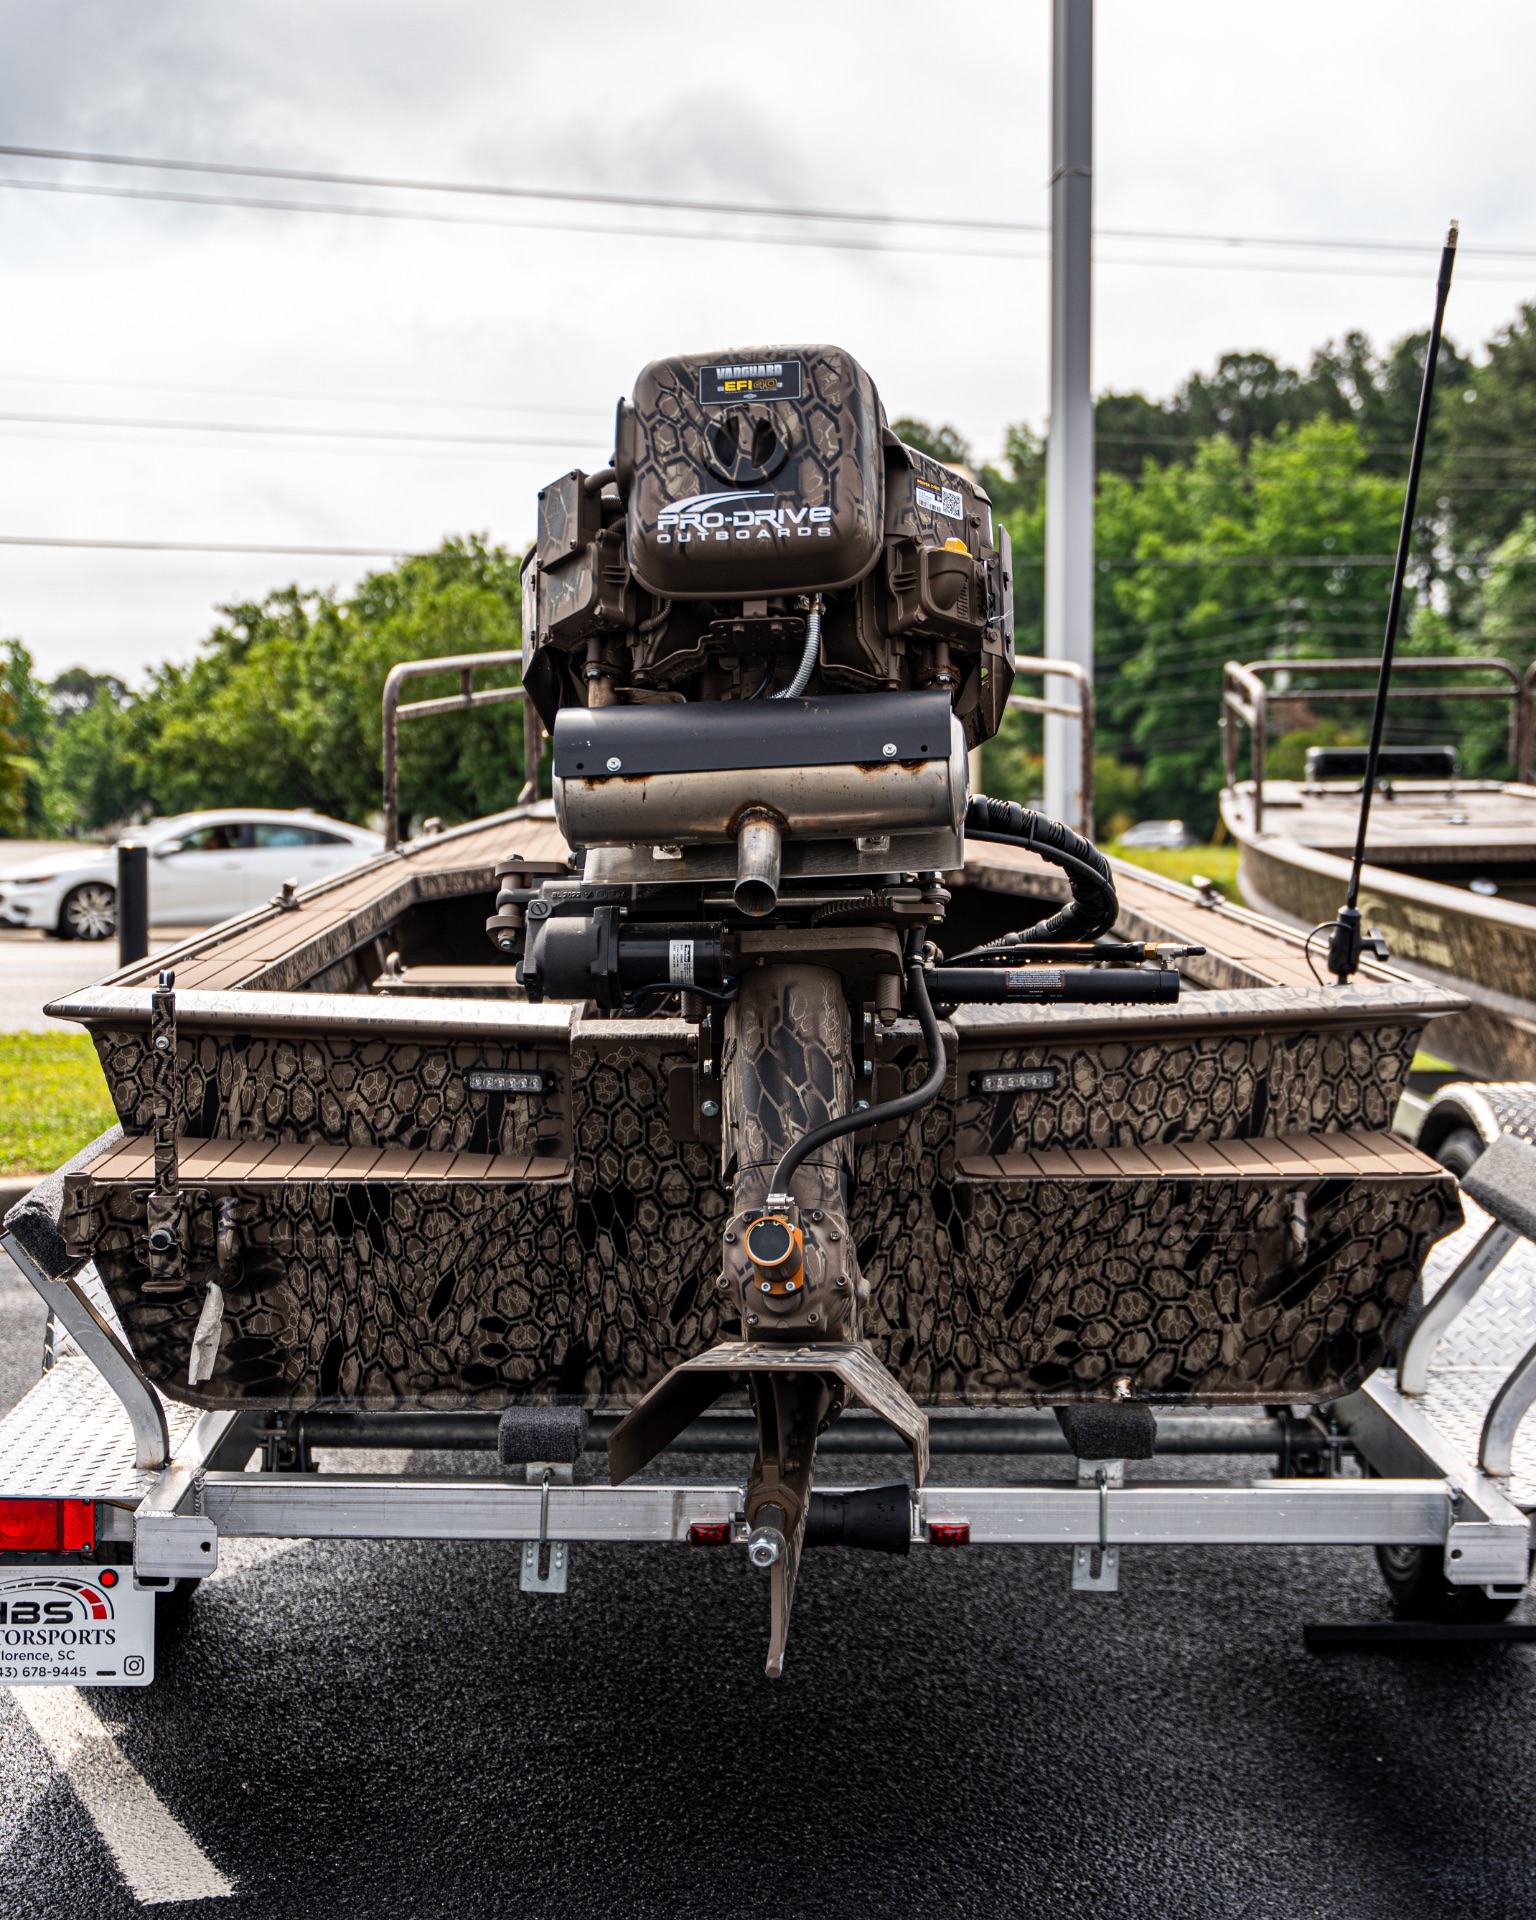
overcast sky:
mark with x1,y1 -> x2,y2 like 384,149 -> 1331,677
2,0 -> 1535,681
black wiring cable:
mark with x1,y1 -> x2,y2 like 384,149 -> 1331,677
1303,922 -> 1338,986
626,981 -> 739,1014
765,931 -> 946,1201
963,796 -> 1119,944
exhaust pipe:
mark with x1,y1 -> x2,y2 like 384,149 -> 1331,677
733,808 -> 784,917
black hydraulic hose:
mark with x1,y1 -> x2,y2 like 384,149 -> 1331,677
963,795 -> 1118,944
766,933 -> 946,1202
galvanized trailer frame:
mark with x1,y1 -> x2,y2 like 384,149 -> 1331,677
5,1153 -> 1536,1615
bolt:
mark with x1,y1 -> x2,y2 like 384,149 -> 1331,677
807,1311 -> 819,1325
153,1035 -> 170,1051
828,1228 -> 841,1243
499,937 -> 514,952
854,1099 -> 869,1111
723,1230 -> 736,1244
882,742 -> 897,758
606,756 -> 623,772
809,1210 -> 823,1223
701,1099 -> 720,1118
835,1275 -> 849,1289
759,1280 -> 772,1292
747,1313 -> 758,1325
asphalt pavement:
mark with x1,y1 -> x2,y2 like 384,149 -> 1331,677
2,1236 -> 1535,1920
0,928 -> 211,1033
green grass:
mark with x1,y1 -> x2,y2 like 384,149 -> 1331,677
0,1033 -> 118,1176
1105,841 -> 1242,902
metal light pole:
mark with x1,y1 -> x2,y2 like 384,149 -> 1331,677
1044,0 -> 1095,833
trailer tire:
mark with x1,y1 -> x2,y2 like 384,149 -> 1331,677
1432,1127 -> 1485,1178
154,1576 -> 203,1621
1374,1543 -> 1523,1622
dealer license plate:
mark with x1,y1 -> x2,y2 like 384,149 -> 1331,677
0,1565 -> 156,1686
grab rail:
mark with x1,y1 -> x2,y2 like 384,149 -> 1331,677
381,651 -> 537,850
1008,656 -> 1096,833
380,650 -> 1094,850
1222,655 -> 1532,835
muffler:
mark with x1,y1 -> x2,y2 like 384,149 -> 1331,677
551,690 -> 966,852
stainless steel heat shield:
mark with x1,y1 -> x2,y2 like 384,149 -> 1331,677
551,691 -> 965,850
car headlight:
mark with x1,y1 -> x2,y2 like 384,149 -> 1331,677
9,875 -> 58,887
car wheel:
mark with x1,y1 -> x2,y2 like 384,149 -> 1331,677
58,882 -> 116,940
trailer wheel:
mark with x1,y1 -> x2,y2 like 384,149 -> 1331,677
154,1576 -> 203,1623
1374,1543 -> 1523,1621
1432,1127 -> 1485,1178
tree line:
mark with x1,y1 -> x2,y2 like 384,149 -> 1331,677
4,301 -> 1536,843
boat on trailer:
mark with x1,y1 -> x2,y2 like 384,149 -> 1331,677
3,345 -> 1535,1686
1221,655 -> 1536,1079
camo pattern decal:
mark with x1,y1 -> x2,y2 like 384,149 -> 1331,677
67,1025 -> 1458,1412
853,1047 -> 1461,1403
951,1022 -> 1422,1158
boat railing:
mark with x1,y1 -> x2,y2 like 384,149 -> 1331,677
1222,655 -> 1532,833
1008,656 -> 1096,831
380,650 -> 1098,852
382,650 -> 532,849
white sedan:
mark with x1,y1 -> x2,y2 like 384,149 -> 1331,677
0,809 -> 385,939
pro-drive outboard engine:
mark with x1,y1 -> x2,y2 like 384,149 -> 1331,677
498,345 -> 1164,1674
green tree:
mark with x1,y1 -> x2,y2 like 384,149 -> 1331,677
1438,302 -> 1536,553
1,642 -> 55,835
41,536 -> 526,837
1091,419 -> 1407,831
890,417 -> 972,466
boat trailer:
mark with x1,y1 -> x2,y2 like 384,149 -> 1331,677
5,1125 -> 1536,1682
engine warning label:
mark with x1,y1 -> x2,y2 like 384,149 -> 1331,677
698,360 -> 804,404
0,1566 -> 155,1686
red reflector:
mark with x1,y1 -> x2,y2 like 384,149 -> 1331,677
0,1497 -> 95,1554
687,1521 -> 732,1546
927,1519 -> 971,1547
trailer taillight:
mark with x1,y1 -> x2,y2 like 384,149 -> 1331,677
927,1519 -> 971,1547
0,1497 -> 95,1554
687,1521 -> 731,1545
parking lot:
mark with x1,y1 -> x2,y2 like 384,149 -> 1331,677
2,872 -> 1535,1918
0,928 -> 210,1034
3,1226 -> 1536,1920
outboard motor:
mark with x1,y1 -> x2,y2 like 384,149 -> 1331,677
499,345 -> 1155,1674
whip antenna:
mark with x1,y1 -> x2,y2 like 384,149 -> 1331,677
1326,221 -> 1458,983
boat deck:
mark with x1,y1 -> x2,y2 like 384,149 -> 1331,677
1225,778 -> 1536,869
76,797 -> 1388,1006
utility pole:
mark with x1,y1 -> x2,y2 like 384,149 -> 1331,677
1044,0 -> 1094,832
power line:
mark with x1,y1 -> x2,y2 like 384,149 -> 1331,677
7,142 -> 1536,263
0,407 -> 603,450
0,535 -> 421,556
5,171 -> 1536,284
0,368 -> 610,420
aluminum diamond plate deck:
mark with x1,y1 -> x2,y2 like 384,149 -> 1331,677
0,1353 -> 200,1501
1410,1196 -> 1536,1507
